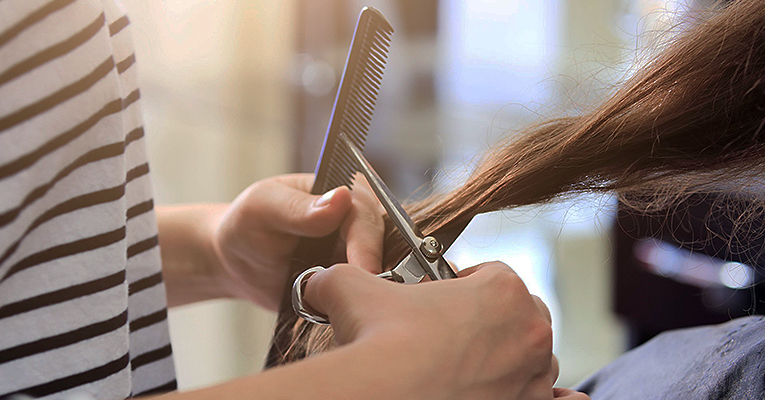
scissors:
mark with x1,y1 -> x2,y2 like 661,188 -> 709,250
292,133 -> 460,325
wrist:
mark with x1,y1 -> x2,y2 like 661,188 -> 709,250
350,327 -> 451,400
264,336 -> 427,400
157,204 -> 233,306
154,336 -> 422,400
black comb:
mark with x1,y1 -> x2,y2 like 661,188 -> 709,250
311,6 -> 393,194
266,7 -> 393,367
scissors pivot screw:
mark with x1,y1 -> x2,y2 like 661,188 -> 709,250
420,236 -> 442,261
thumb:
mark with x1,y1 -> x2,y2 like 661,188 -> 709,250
246,183 -> 353,237
303,264 -> 388,344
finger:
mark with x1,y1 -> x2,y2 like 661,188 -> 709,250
243,179 -> 353,237
303,264 -> 382,316
551,354 -> 560,385
271,173 -> 315,192
532,295 -> 552,324
342,174 -> 385,273
457,261 -> 519,278
553,388 -> 591,399
303,264 -> 392,344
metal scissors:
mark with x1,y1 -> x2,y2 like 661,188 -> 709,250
292,133 -> 460,325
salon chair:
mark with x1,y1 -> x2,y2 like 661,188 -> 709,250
614,193 -> 765,349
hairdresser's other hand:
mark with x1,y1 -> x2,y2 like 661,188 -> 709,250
304,261 -> 558,400
213,173 -> 384,311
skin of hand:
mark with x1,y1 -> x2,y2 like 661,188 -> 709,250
553,388 -> 592,399
211,173 -> 385,311
156,173 -> 592,399
302,260 -> 587,400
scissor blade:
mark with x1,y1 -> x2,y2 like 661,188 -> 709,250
339,133 -> 423,251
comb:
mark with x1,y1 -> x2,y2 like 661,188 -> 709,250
266,7 -> 393,367
311,6 -> 393,194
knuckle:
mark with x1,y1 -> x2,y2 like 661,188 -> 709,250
320,264 -> 358,292
352,201 -> 383,227
240,180 -> 273,216
481,264 -> 526,294
473,273 -> 527,319
527,316 -> 554,353
354,187 -> 385,216
551,354 -> 560,384
531,295 -> 551,313
313,264 -> 369,316
285,191 -> 308,218
309,266 -> 348,307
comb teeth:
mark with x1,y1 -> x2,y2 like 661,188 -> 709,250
312,7 -> 393,194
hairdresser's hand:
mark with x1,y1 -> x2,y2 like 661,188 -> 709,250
303,261 -> 563,400
212,173 -> 384,311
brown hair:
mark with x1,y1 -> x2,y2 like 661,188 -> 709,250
276,0 -> 765,363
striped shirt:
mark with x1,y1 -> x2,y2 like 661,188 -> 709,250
0,0 -> 176,398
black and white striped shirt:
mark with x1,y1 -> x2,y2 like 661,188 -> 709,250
0,0 -> 176,398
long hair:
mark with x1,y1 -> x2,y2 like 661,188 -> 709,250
276,0 -> 765,363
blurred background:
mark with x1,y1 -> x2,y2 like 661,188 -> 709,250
119,0 -> 742,391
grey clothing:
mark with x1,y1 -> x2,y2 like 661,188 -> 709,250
577,316 -> 765,399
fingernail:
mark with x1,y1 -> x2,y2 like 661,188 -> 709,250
314,189 -> 336,208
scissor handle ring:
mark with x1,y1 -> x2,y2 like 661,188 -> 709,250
292,266 -> 331,325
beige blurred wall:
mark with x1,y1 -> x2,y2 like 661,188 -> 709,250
120,0 -> 295,390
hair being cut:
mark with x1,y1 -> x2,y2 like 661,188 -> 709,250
274,0 -> 765,363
